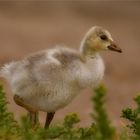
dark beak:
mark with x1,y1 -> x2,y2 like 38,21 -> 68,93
107,43 -> 122,53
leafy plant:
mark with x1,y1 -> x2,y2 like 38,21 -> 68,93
121,94 -> 140,139
0,85 -> 19,139
91,85 -> 115,140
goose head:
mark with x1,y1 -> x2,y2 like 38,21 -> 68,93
80,26 -> 122,56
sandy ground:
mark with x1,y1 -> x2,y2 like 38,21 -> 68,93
0,1 -> 140,130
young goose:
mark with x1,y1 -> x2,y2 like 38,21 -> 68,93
0,26 -> 122,129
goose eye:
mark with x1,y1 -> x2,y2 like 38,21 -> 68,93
100,35 -> 107,40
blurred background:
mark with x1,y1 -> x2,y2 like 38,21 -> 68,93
0,0 -> 140,129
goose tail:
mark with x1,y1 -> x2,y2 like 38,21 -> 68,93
0,62 -> 17,82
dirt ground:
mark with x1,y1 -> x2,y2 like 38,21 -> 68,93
0,1 -> 140,130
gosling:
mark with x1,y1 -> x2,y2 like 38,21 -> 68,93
0,26 -> 122,129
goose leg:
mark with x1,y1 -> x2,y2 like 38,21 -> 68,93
13,94 -> 38,127
44,112 -> 55,129
28,111 -> 39,127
